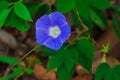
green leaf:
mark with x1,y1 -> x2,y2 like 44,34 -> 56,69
82,17 -> 93,35
1,0 -> 19,3
57,62 -> 75,80
71,10 -> 81,28
112,17 -> 120,40
5,11 -> 30,32
42,46 -> 58,56
89,0 -> 112,10
95,63 -> 111,80
15,17 -> 30,32
38,4 -> 51,16
0,77 -> 2,79
25,2 -> 42,15
99,42 -> 110,53
0,56 -> 18,64
47,43 -> 79,72
75,0 -> 93,34
113,6 -> 120,16
26,56 -> 34,62
14,2 -> 33,22
47,48 -> 65,71
6,66 -> 23,80
46,44 -> 80,79
34,44 -> 41,53
0,9 -> 11,28
57,0 -> 75,13
65,46 -> 79,71
35,59 -> 42,65
42,44 -> 68,56
12,66 -> 23,73
26,56 -> 42,65
0,1 -> 10,13
75,0 -> 90,20
90,9 -> 106,29
75,39 -> 94,73
111,65 -> 120,80
25,67 -> 33,75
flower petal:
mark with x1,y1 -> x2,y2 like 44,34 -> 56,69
36,30 -> 49,44
60,23 -> 71,33
58,32 -> 71,43
36,23 -> 48,31
36,15 -> 52,30
49,12 -> 66,26
44,38 -> 63,50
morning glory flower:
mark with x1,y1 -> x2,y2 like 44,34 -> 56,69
36,12 -> 71,50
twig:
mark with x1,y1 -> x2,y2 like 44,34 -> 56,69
90,38 -> 102,50
3,46 -> 39,79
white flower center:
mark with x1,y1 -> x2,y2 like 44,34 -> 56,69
49,26 -> 61,38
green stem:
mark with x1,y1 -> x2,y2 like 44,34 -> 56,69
74,7 -> 88,30
101,54 -> 106,63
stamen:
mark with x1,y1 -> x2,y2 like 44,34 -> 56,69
49,26 -> 61,38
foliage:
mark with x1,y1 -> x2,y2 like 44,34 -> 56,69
99,42 -> 110,53
0,56 -> 18,64
14,2 -> 33,22
95,63 -> 120,80
0,0 -> 120,80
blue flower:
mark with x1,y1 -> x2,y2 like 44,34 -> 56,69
36,12 -> 71,50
